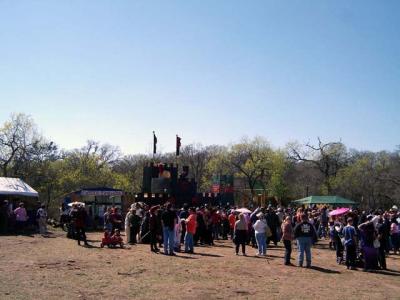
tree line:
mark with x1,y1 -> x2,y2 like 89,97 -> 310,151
1,113 -> 399,209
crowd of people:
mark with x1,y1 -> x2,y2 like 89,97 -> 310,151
0,200 -> 48,235
326,206 -> 400,271
112,202 -> 400,271
2,197 -> 400,273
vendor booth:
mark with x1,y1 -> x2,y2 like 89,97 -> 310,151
61,187 -> 124,228
0,177 -> 39,206
0,177 -> 39,226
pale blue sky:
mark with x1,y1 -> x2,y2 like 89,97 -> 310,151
0,1 -> 399,154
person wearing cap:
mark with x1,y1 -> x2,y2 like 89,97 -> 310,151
343,217 -> 357,270
253,212 -> 267,256
36,203 -> 48,236
294,213 -> 317,268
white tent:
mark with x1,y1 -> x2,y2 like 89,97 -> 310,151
0,177 -> 38,197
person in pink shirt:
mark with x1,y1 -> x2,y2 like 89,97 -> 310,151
14,202 -> 28,234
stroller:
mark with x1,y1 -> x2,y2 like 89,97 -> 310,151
101,230 -> 124,248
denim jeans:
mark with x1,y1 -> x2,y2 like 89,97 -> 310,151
76,227 -> 87,245
163,227 -> 175,254
345,243 -> 357,268
297,237 -> 312,266
283,239 -> 292,264
255,232 -> 267,255
104,223 -> 112,232
318,226 -> 325,239
184,232 -> 194,252
212,224 -> 220,240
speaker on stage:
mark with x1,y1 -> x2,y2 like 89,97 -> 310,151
142,166 -> 152,193
151,178 -> 171,194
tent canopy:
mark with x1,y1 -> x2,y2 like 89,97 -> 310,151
74,187 -> 124,197
292,195 -> 357,206
0,177 -> 39,197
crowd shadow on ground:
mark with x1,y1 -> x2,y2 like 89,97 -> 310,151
1,232 -> 35,238
308,266 -> 341,274
191,252 -> 223,258
169,254 -> 197,260
83,244 -> 101,249
313,243 -> 332,250
86,239 -> 101,243
211,242 -> 232,248
369,269 -> 400,277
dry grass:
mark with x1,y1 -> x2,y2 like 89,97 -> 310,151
0,230 -> 400,300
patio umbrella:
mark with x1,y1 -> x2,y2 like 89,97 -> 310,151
68,201 -> 85,207
235,208 -> 252,214
329,207 -> 349,217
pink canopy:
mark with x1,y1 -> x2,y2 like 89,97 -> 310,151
329,207 -> 350,217
235,208 -> 252,214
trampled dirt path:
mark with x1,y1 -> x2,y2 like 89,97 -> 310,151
0,230 -> 399,299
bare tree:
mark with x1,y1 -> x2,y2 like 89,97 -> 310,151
225,137 -> 273,203
288,138 -> 348,194
179,144 -> 210,190
0,113 -> 56,177
81,140 -> 121,167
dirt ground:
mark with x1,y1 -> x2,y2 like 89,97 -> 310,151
0,230 -> 399,300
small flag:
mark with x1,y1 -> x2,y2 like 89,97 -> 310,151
176,135 -> 181,156
153,131 -> 157,154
